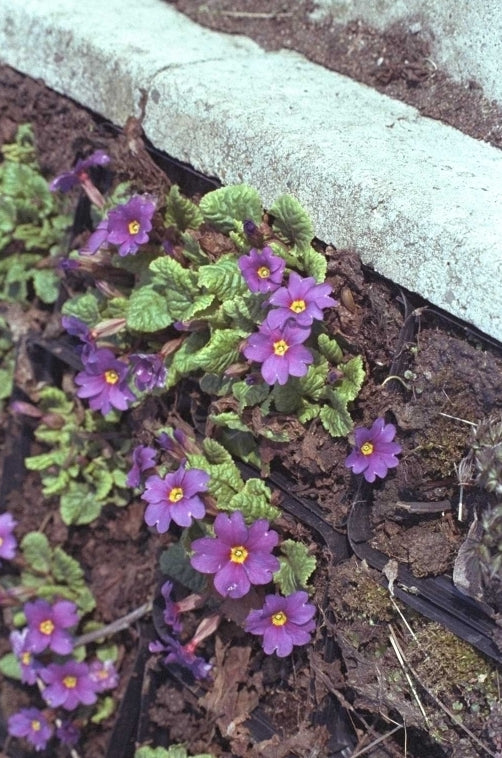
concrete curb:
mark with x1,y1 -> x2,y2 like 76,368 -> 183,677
1,0 -> 501,340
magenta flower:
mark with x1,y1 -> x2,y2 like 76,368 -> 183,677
81,195 -> 155,256
0,512 -> 17,562
345,417 -> 402,483
245,591 -> 316,657
24,598 -> 78,655
89,659 -> 119,692
40,661 -> 97,710
74,347 -> 136,415
243,313 -> 313,386
129,353 -> 167,392
8,707 -> 53,752
267,271 -> 338,329
238,246 -> 286,293
126,444 -> 157,488
149,637 -> 212,680
190,510 -> 280,599
56,721 -> 80,747
50,149 -> 110,193
80,217 -> 109,255
143,465 -> 209,533
160,580 -> 183,633
10,628 -> 43,684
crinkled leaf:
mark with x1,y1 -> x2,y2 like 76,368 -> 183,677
165,185 -> 204,231
24,450 -> 66,471
167,332 -> 209,388
159,542 -> 207,594
199,373 -> 235,397
196,328 -> 244,373
273,539 -> 317,595
60,486 -> 103,526
209,411 -> 249,433
317,333 -> 343,364
297,360 -> 329,401
0,368 -> 13,400
199,255 -> 247,300
301,246 -> 327,282
126,286 -> 172,332
221,292 -> 265,330
199,184 -> 262,233
226,478 -> 280,522
201,437 -> 235,465
232,379 -> 270,410
51,545 -> 85,585
297,401 -> 321,424
84,465 -> 114,501
33,268 -> 60,303
61,291 -> 100,326
180,231 -> 209,265
336,355 -> 365,402
91,696 -> 116,724
272,380 -> 303,413
41,470 -> 71,496
21,532 -> 52,574
319,397 -> 353,438
0,197 -> 16,235
0,653 -> 21,681
269,194 -> 314,253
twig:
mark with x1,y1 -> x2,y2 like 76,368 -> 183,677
389,626 -> 429,725
74,600 -> 152,648
350,723 -> 404,758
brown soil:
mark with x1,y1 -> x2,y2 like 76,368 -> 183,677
1,59 -> 502,758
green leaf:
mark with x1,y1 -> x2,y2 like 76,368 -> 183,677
21,532 -> 52,574
201,437 -> 235,465
0,197 -> 16,235
165,185 -> 204,231
159,542 -> 207,594
25,450 -> 66,471
232,379 -> 270,410
227,478 -> 280,522
196,329 -> 244,373
91,695 -> 116,724
199,461 -> 242,504
199,373 -> 235,397
221,292 -> 265,330
61,291 -> 100,325
199,255 -> 247,300
126,286 -> 172,332
297,401 -> 321,424
84,465 -> 114,501
34,268 -> 62,305
273,540 -> 316,595
0,653 -> 21,680
269,195 -> 314,253
319,399 -> 353,438
272,380 -> 303,414
51,546 -> 85,586
317,333 -> 344,364
167,331 -> 208,388
301,246 -> 327,282
180,231 -> 209,265
336,355 -> 366,402
209,411 -> 249,433
199,184 -> 262,233
297,360 -> 329,401
60,486 -> 103,525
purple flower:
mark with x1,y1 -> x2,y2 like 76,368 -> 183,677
190,510 -> 280,599
245,591 -> 316,657
143,465 -> 209,533
129,353 -> 167,392
56,721 -> 80,747
8,707 -> 53,752
24,598 -> 78,655
74,347 -> 136,415
126,444 -> 157,488
81,195 -> 155,256
238,246 -> 286,293
10,628 -> 43,684
243,313 -> 313,386
345,417 -> 402,483
40,660 -> 98,710
50,150 -> 110,193
160,580 -> 183,633
267,271 -> 338,328
89,659 -> 119,692
0,512 -> 17,562
80,217 -> 109,255
149,636 -> 212,680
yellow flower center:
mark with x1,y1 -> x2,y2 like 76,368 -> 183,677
273,339 -> 289,356
21,651 -> 32,665
257,266 -> 270,279
63,675 -> 77,689
39,619 -> 55,636
104,369 -> 119,385
168,486 -> 184,503
360,441 -> 374,456
229,545 -> 248,564
31,720 -> 41,732
290,299 -> 306,313
271,611 -> 287,626
128,220 -> 140,235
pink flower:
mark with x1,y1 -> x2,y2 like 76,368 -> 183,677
8,707 -> 53,751
345,417 -> 402,483
190,510 -> 280,599
238,247 -> 285,293
245,591 -> 316,657
40,661 -> 97,710
267,271 -> 338,328
143,465 -> 209,533
24,599 -> 78,655
74,347 -> 136,415
242,313 -> 313,385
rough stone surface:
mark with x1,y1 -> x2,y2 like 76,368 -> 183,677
310,0 -> 502,106
0,0 -> 501,340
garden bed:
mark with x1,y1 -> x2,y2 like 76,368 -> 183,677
1,64 -> 502,758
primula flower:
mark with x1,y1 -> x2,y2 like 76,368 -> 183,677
129,353 -> 167,392
345,417 -> 402,483
143,465 -> 209,533
243,313 -> 313,386
126,445 -> 157,488
245,591 -> 316,657
50,150 -> 110,193
149,636 -> 212,680
74,347 -> 136,415
40,660 -> 98,710
238,246 -> 285,293
267,271 -> 338,328
160,579 -> 183,633
89,659 -> 119,692
56,721 -> 81,747
190,510 -> 280,599
82,195 -> 155,256
8,707 -> 53,752
10,628 -> 43,685
24,598 -> 78,655
0,512 -> 17,562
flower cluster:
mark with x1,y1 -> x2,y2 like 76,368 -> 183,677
7,597 -> 119,753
